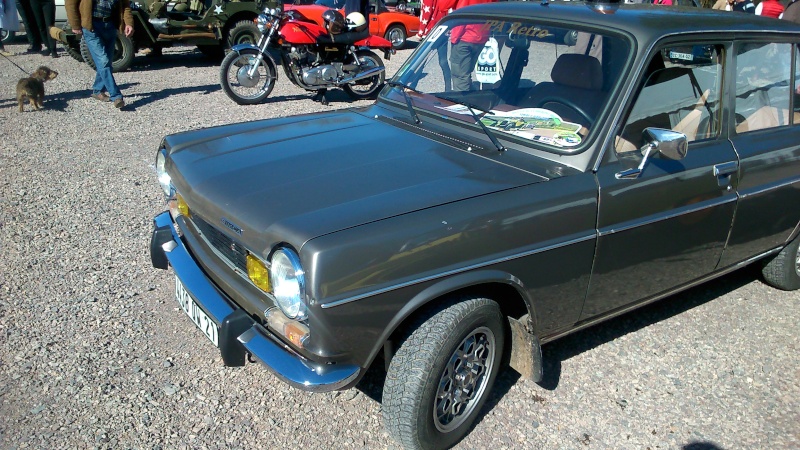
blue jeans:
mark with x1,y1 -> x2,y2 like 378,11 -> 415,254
83,22 -> 122,101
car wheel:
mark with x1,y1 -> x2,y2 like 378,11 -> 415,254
80,33 -> 135,72
0,29 -> 15,44
62,22 -> 84,62
761,233 -> 800,290
383,296 -> 505,450
384,24 -> 407,50
227,20 -> 261,48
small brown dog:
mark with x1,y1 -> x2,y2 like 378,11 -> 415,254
16,66 -> 59,112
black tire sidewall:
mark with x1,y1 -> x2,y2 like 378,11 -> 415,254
219,49 -> 276,105
227,20 -> 261,48
763,235 -> 800,290
1,29 -> 15,43
387,298 -> 505,449
79,33 -> 135,73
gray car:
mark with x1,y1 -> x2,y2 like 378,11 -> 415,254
150,3 -> 800,449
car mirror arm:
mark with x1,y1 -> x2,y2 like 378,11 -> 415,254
615,128 -> 688,180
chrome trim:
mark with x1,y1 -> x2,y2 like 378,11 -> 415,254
597,196 -> 737,237
320,233 -> 597,309
154,211 -> 360,392
739,176 -> 800,199
713,161 -> 739,177
239,326 -> 360,392
540,246 -> 782,345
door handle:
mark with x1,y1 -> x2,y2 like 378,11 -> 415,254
713,161 -> 738,177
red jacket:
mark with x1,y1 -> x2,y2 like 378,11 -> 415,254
759,0 -> 784,17
449,0 -> 495,45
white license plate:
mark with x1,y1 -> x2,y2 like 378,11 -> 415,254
670,51 -> 693,61
175,277 -> 219,347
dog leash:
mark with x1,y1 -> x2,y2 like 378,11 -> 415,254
0,52 -> 30,75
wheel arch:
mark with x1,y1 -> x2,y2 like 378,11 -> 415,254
372,270 -> 538,369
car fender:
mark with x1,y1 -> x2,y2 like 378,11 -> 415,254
372,268 -> 539,361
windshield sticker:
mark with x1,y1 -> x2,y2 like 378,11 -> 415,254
475,38 -> 501,84
480,108 -> 583,147
484,21 -> 552,39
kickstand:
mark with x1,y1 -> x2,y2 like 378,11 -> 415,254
312,89 -> 329,106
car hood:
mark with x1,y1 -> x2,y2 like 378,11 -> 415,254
165,110 -> 547,251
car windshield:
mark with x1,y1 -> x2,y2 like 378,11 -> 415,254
315,0 -> 346,7
384,18 -> 631,153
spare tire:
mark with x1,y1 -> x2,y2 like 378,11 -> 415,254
80,33 -> 136,72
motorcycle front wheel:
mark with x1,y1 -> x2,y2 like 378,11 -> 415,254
342,50 -> 385,100
220,49 -> 277,105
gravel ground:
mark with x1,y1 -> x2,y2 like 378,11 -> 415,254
1,39 -> 799,450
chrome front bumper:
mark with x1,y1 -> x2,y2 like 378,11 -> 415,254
150,211 -> 360,392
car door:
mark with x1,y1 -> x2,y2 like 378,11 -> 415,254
718,40 -> 800,267
583,41 -> 739,319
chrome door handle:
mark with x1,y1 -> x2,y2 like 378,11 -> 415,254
713,161 -> 738,177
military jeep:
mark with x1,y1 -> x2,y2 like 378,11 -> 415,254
51,0 -> 274,72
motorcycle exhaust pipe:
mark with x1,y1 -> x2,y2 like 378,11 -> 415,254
335,66 -> 385,86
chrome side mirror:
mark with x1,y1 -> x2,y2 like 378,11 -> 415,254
615,128 -> 688,179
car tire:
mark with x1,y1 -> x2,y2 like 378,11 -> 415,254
62,22 -> 84,62
227,20 -> 261,48
384,24 -> 407,50
0,29 -> 15,44
80,33 -> 135,72
383,296 -> 505,450
761,233 -> 800,290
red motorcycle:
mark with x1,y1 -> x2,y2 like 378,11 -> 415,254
220,7 -> 394,105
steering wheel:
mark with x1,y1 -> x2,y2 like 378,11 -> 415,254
537,97 -> 593,127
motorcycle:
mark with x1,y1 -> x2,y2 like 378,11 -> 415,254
220,7 -> 394,105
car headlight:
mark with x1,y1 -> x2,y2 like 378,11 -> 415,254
155,149 -> 172,197
270,248 -> 306,320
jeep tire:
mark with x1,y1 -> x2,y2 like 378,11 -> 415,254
80,33 -> 135,73
383,297 -> 505,450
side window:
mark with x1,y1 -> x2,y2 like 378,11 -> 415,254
795,45 -> 800,125
616,44 -> 722,154
734,43 -> 792,133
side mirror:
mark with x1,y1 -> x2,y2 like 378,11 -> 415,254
615,128 -> 688,179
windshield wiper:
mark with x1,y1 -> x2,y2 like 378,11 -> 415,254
386,81 -> 421,125
434,95 -> 507,153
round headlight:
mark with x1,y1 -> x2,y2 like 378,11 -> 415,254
257,14 -> 269,32
270,248 -> 306,320
155,149 -> 172,197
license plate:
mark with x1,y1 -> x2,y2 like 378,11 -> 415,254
669,51 -> 693,61
175,277 -> 219,347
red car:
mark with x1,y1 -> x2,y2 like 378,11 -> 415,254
285,0 -> 420,49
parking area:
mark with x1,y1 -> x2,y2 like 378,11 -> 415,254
0,39 -> 798,449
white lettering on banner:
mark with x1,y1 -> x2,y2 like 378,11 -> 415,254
476,38 -> 501,84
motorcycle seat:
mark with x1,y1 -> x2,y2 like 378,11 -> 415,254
316,29 -> 370,45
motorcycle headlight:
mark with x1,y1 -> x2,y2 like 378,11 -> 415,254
270,248 -> 307,320
155,148 -> 172,197
257,14 -> 269,32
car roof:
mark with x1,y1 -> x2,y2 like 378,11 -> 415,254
449,1 -> 800,41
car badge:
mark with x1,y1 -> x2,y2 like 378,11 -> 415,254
221,217 -> 243,235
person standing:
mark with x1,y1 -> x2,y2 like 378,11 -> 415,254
0,0 -> 20,56
732,0 -> 755,13
448,0 -> 494,91
16,0 -> 43,52
418,0 -> 457,90
755,0 -> 784,17
30,0 -> 58,56
66,0 -> 134,108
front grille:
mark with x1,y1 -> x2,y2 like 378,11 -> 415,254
191,214 -> 248,273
